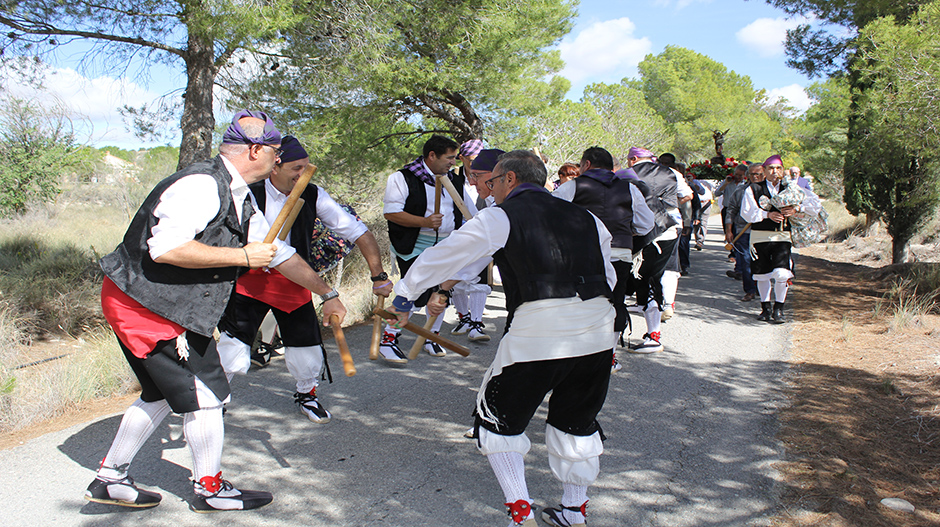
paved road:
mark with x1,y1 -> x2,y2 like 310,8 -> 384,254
0,216 -> 790,526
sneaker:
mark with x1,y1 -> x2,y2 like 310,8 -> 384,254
379,331 -> 408,364
190,473 -> 273,512
662,303 -> 675,320
467,320 -> 490,342
451,312 -> 471,335
424,333 -> 446,357
629,332 -> 663,354
249,350 -> 270,368
84,475 -> 162,508
542,501 -> 588,527
294,389 -> 331,424
611,354 -> 622,373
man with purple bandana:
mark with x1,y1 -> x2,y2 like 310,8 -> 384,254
380,135 -> 478,362
382,150 -> 616,527
741,155 -> 821,323
88,111 -> 339,512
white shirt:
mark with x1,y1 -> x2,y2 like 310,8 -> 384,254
148,156 -> 294,267
741,179 -> 822,224
383,160 -> 478,236
262,179 -> 368,245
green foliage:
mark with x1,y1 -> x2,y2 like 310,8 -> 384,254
791,77 -> 850,199
0,96 -> 82,216
636,46 -> 786,162
844,2 -> 940,262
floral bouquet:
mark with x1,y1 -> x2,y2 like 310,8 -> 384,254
688,157 -> 740,180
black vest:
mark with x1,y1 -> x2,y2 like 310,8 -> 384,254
572,170 -> 635,250
387,166 -> 466,255
632,161 -> 679,234
493,186 -> 611,326
99,156 -> 247,337
750,180 -> 791,232
249,181 -> 319,261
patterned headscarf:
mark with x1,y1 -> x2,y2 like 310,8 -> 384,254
402,157 -> 437,186
459,139 -> 484,158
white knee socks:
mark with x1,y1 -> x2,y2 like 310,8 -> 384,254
99,398 -> 172,480
184,406 -> 225,492
487,451 -> 531,505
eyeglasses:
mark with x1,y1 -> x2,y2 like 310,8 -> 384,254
483,174 -> 506,190
261,144 -> 284,157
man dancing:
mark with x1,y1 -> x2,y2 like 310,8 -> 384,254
383,150 -> 616,527
741,155 -> 821,323
217,135 -> 392,423
380,135 -> 477,361
87,111 -> 344,512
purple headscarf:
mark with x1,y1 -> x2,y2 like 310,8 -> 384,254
222,110 -> 282,146
628,147 -> 654,159
470,149 -> 505,172
763,155 -> 784,167
460,139 -> 484,158
278,135 -> 308,164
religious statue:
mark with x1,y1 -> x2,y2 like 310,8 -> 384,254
712,129 -> 729,156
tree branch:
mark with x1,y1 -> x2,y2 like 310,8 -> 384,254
0,15 -> 185,58
365,129 -> 451,150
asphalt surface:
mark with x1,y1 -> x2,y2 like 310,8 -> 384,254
0,216 -> 790,526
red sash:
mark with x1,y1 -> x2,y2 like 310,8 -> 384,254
101,277 -> 185,359
235,268 -> 311,313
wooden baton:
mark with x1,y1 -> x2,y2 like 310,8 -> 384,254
264,164 -> 316,243
369,296 -> 385,360
439,175 -> 473,219
433,175 -> 442,234
408,315 -> 437,360
329,314 -> 356,377
277,198 -> 304,241
373,308 -> 470,357
724,223 -> 752,252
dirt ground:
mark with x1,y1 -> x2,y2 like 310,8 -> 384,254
3,236 -> 940,527
772,242 -> 940,526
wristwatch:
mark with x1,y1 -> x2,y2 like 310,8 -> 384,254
371,272 -> 389,282
320,289 -> 339,302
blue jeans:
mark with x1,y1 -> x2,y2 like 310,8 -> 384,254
733,228 -> 757,294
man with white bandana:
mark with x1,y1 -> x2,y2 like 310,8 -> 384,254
741,155 -> 821,323
382,150 -> 616,527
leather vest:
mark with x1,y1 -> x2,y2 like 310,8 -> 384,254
750,180 -> 791,232
387,166 -> 466,255
631,162 -> 679,234
494,186 -> 611,324
99,156 -> 247,337
249,181 -> 319,261
572,170 -> 635,250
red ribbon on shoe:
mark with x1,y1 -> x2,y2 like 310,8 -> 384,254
506,500 -> 531,524
198,472 -> 223,494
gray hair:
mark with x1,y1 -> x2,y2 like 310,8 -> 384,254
496,150 -> 547,187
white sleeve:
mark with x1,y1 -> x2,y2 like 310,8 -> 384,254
630,184 -> 654,236
675,171 -> 694,198
316,188 -> 369,242
798,187 -> 823,215
551,179 -> 577,202
393,207 -> 510,300
148,174 -> 222,259
245,193 -> 296,267
382,171 -> 409,214
740,186 -> 768,224
590,212 -> 617,290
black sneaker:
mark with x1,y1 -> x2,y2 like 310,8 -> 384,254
84,476 -> 162,508
190,474 -> 273,513
294,389 -> 331,423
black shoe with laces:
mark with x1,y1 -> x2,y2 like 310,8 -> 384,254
190,473 -> 273,513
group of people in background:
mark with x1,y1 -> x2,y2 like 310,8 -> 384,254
85,109 -> 821,527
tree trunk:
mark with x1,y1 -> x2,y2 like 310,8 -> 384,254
177,32 -> 217,170
892,234 -> 911,264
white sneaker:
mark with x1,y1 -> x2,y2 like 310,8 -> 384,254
379,331 -> 408,364
294,390 -> 331,424
451,313 -> 471,335
424,333 -> 446,357
467,321 -> 490,341
611,354 -> 622,373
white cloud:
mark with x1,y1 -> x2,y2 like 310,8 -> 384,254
736,17 -> 805,58
768,84 -> 813,114
1,64 -> 172,148
558,17 -> 652,89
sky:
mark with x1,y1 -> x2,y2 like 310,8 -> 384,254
0,0 -> 818,150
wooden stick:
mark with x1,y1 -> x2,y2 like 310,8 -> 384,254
408,315 -> 437,360
263,165 -> 316,243
373,308 -> 470,357
723,223 -> 752,252
369,296 -> 385,360
329,314 -> 356,377
277,197 -> 304,241
439,175 -> 473,219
